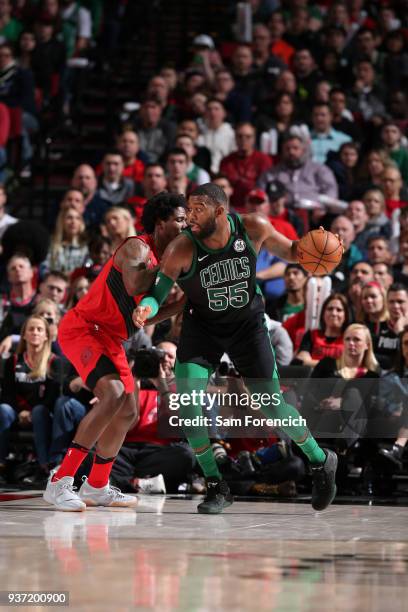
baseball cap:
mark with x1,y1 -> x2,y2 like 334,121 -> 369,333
192,34 -> 215,49
266,180 -> 286,202
247,188 -> 267,203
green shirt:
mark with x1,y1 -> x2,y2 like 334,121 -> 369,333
0,18 -> 23,43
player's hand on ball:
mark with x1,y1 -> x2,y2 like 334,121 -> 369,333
132,305 -> 152,328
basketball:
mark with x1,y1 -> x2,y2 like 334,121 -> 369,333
297,228 -> 343,275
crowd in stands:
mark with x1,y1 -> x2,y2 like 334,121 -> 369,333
0,0 -> 407,498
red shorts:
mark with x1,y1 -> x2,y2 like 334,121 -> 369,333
58,309 -> 134,393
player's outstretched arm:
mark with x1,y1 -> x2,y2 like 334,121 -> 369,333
133,235 -> 193,328
114,237 -> 158,296
243,213 -> 299,263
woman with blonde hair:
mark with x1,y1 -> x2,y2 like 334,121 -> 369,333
0,315 -> 62,486
356,281 -> 389,328
304,324 -> 380,453
104,205 -> 136,251
45,206 -> 89,274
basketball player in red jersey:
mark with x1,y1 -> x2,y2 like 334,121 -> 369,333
44,193 -> 187,511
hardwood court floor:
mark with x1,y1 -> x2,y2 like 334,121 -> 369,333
0,494 -> 407,612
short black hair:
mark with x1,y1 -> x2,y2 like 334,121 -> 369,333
166,147 -> 188,162
285,263 -> 307,276
388,283 -> 408,296
89,235 -> 111,253
190,183 -> 228,207
142,192 -> 187,233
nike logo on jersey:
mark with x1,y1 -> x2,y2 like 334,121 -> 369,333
198,255 -> 209,262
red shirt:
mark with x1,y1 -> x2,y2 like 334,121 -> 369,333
385,198 -> 408,218
127,195 -> 147,232
220,150 -> 273,210
95,159 -> 145,183
283,310 -> 306,352
74,235 -> 158,340
307,330 -> 344,360
269,216 -> 299,240
125,390 -> 166,445
270,40 -> 295,67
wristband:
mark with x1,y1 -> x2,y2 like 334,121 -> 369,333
139,296 -> 159,318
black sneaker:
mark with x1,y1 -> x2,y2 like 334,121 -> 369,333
197,478 -> 233,514
379,444 -> 404,470
311,449 -> 338,511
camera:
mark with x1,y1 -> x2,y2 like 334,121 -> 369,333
130,347 -> 166,379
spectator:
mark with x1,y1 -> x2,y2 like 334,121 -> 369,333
354,27 -> 385,73
292,48 -> 322,104
359,148 -> 392,193
367,236 -> 393,266
146,74 -> 177,123
131,96 -> 176,163
96,151 -> 134,207
220,122 -> 272,210
213,68 -> 251,123
310,102 -> 351,164
267,263 -> 307,322
330,215 -> 363,290
0,42 -> 37,167
257,92 -> 307,155
110,342 -> 195,494
381,164 -> 407,218
212,173 -> 234,204
71,164 -> 107,228
230,44 -> 259,98
175,134 -> 210,185
116,130 -> 145,183
265,312 -> 294,366
266,180 -> 301,239
258,133 -> 338,204
129,163 -> 167,231
60,0 -> 92,59
104,205 -> 136,251
305,323 -> 380,450
362,189 -> 391,238
0,254 -> 36,344
383,30 -> 408,91
252,23 -> 285,83
346,199 -> 378,258
37,271 -> 68,307
33,298 -> 61,351
65,274 -> 90,310
380,122 -> 408,183
177,118 -> 211,172
0,184 -> 17,241
347,261 -> 374,319
329,88 -> 360,140
0,0 -> 22,43
32,19 -> 66,101
44,207 -> 88,275
59,189 -> 85,216
70,234 -> 112,281
326,141 -> 360,201
392,232 -> 408,286
197,99 -> 236,173
357,281 -> 391,366
377,327 -> 408,470
295,293 -> 349,367
0,315 -> 61,486
165,147 -> 195,196
372,263 -> 394,291
348,59 -> 385,122
267,10 -> 295,66
388,90 -> 408,133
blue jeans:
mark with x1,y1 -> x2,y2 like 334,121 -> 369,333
31,405 -> 52,466
49,397 -> 87,464
0,403 -> 17,462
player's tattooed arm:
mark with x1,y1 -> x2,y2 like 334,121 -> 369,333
243,213 -> 298,263
114,238 -> 158,295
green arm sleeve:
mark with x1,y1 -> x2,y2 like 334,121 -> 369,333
139,271 -> 175,319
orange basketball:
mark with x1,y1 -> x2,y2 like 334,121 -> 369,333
297,228 -> 343,275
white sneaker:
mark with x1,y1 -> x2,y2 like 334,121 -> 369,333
136,474 -> 166,494
78,477 -> 137,507
43,475 -> 86,512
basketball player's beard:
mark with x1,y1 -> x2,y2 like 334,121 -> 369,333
193,217 -> 217,240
